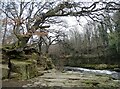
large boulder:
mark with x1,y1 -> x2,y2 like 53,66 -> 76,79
11,59 -> 38,80
2,46 -> 55,80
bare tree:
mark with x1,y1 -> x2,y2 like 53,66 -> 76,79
41,29 -> 66,54
0,1 -> 120,51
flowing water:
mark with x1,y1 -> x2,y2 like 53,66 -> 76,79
64,67 -> 120,80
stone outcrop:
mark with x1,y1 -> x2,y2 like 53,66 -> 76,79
2,46 -> 55,80
11,59 -> 38,80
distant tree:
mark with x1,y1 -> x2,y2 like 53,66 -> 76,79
108,11 -> 120,59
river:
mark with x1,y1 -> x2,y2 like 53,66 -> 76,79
64,66 -> 120,80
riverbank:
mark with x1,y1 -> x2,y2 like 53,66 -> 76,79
2,69 -> 120,89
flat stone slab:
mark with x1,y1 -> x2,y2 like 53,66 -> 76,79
44,78 -> 67,82
23,70 -> 120,88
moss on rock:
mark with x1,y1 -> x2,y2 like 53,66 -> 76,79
2,47 -> 55,80
37,55 -> 54,70
1,64 -> 9,79
11,60 -> 38,80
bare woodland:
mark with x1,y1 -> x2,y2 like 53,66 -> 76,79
0,0 -> 120,87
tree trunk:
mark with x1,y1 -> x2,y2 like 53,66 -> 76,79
46,45 -> 49,54
2,17 -> 7,45
12,35 -> 30,51
38,37 -> 43,55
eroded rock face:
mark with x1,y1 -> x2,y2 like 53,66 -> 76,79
37,55 -> 55,70
11,59 -> 38,80
2,47 -> 55,80
1,64 -> 9,79
2,54 -> 55,80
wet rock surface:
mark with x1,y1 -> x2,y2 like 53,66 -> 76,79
21,69 -> 120,88
2,68 -> 120,88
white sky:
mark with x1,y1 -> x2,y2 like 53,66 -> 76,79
61,16 -> 88,33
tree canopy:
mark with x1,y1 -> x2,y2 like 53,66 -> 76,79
0,0 -> 120,52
